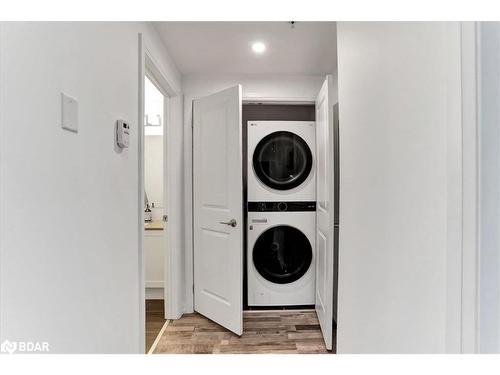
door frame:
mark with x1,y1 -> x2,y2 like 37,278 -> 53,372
138,33 -> 181,353
184,95 -> 317,312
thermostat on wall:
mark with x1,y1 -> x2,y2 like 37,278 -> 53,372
116,120 -> 130,148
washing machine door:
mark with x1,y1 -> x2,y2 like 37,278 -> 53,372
253,225 -> 312,284
253,131 -> 313,190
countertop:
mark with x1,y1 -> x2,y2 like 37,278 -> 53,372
144,220 -> 164,231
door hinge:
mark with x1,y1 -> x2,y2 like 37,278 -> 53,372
162,214 -> 168,223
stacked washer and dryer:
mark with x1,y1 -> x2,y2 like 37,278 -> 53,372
247,120 -> 316,307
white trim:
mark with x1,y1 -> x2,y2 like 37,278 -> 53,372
144,40 -> 183,320
183,94 -> 194,313
147,319 -> 170,354
144,42 -> 181,97
138,33 -> 146,355
460,21 -> 480,354
146,70 -> 170,99
139,32 -> 183,353
242,96 -> 316,104
443,21 -> 465,354
163,93 -> 171,320
0,23 -> 4,338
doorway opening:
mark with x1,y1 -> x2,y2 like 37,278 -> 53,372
143,74 -> 167,352
138,39 -> 180,354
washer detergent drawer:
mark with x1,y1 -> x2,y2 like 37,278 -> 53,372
250,217 -> 268,224
248,216 -> 268,231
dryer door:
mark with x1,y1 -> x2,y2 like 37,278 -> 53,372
253,131 -> 313,191
253,225 -> 312,284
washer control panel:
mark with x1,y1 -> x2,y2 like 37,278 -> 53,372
248,201 -> 316,212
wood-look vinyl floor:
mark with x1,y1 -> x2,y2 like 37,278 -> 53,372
145,299 -> 166,353
152,310 -> 334,354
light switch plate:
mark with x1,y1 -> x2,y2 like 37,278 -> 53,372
61,93 -> 78,133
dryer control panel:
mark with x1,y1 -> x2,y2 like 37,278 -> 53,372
248,201 -> 316,212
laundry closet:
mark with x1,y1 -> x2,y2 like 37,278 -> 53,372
153,21 -> 339,352
243,104 -> 317,309
184,77 -> 338,352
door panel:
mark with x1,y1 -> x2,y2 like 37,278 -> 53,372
193,85 -> 243,335
315,75 -> 335,350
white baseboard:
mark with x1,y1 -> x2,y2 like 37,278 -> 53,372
145,287 -> 164,300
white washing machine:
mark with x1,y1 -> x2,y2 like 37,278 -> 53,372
247,201 -> 316,306
248,121 -> 316,202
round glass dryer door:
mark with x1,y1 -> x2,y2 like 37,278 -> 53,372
253,131 -> 313,190
253,225 -> 312,284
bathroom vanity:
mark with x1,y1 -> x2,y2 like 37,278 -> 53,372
144,220 -> 164,299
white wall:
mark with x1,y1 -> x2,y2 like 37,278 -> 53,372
478,21 -> 500,354
183,74 -> 325,102
336,22 -> 462,353
0,22 -> 182,353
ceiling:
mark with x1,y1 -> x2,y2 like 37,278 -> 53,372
153,22 -> 337,76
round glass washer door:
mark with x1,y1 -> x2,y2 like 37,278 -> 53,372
253,131 -> 313,191
253,225 -> 312,284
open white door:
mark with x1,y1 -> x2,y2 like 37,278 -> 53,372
193,85 -> 243,335
315,75 -> 336,350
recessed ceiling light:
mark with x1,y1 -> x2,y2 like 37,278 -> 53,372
251,41 -> 266,54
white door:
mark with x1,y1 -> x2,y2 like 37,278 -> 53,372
193,85 -> 243,335
315,75 -> 336,350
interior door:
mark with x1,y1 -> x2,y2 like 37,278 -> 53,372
315,75 -> 336,350
193,85 -> 243,335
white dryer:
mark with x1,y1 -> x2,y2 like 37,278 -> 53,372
248,121 -> 315,202
247,201 -> 316,306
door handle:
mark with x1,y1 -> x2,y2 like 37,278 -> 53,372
219,219 -> 237,227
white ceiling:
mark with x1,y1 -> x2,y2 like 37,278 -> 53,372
153,22 -> 337,76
